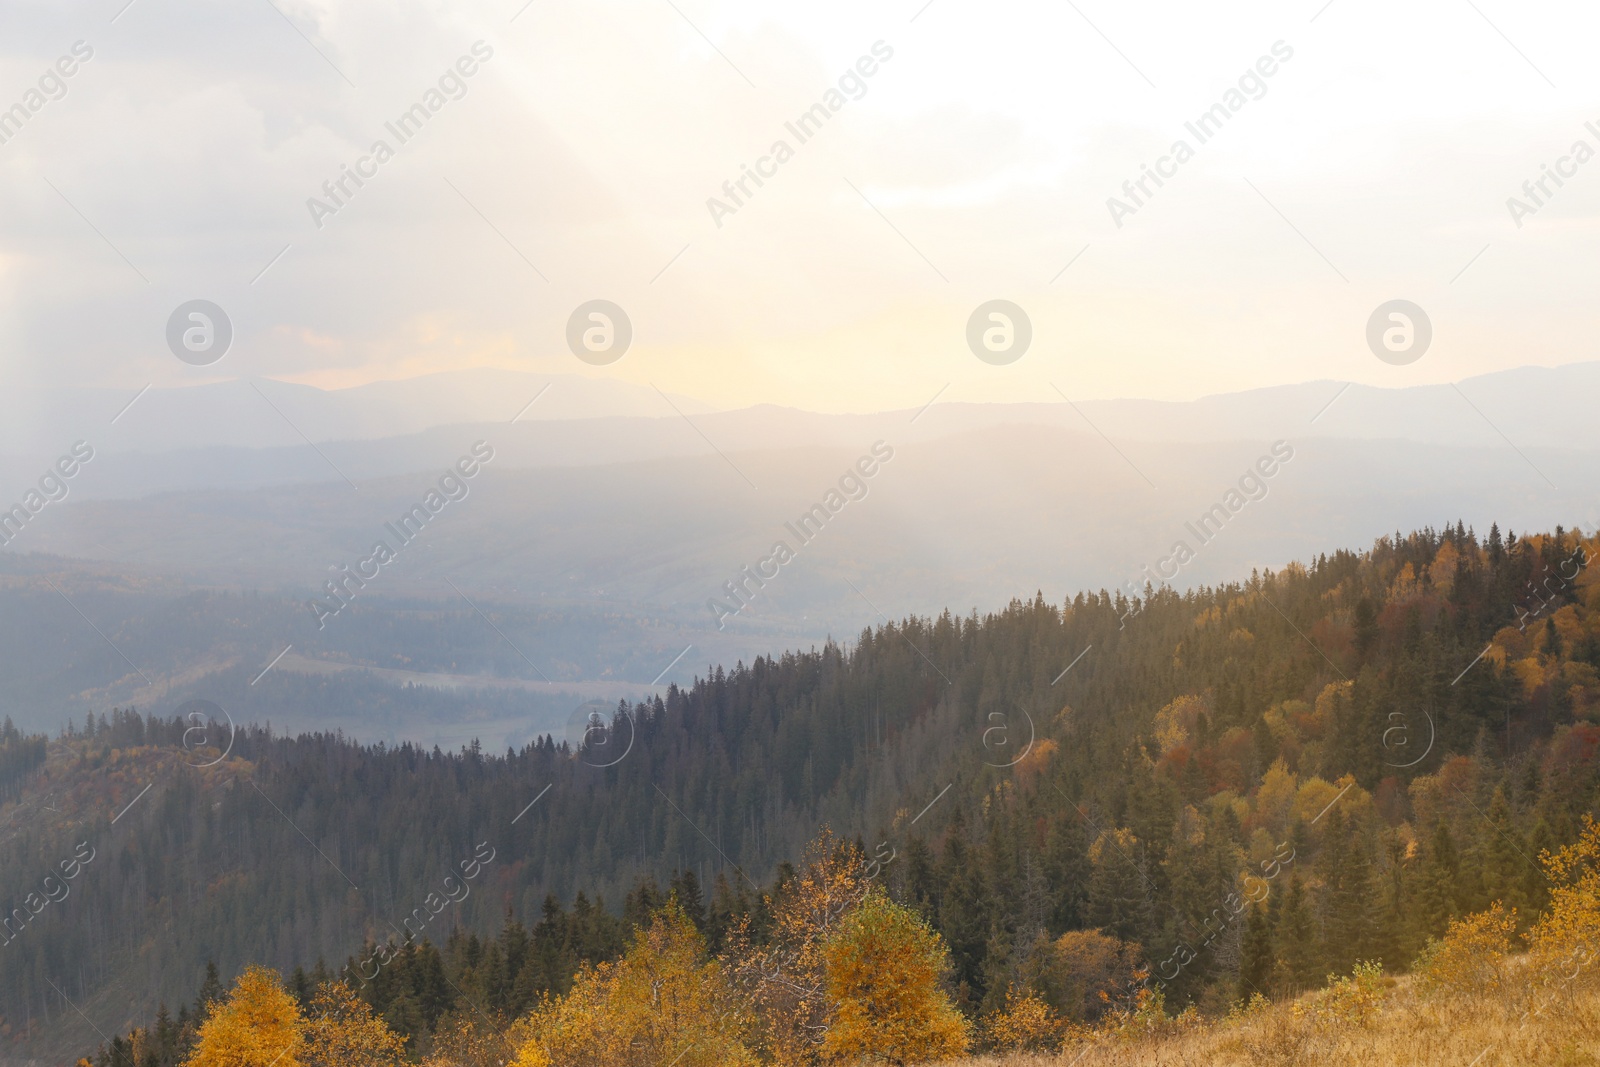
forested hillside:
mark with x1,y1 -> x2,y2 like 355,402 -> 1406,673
5,523 -> 1597,1063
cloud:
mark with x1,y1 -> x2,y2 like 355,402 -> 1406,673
1,0 -> 1597,412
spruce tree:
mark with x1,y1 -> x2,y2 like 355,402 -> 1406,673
1415,821 -> 1461,942
1324,818 -> 1378,974
1479,787 -> 1530,915
1238,895 -> 1276,1002
1274,873 -> 1319,994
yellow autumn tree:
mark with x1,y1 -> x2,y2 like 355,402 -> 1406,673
512,900 -> 758,1067
184,966 -> 305,1067
820,886 -> 970,1065
301,981 -> 409,1067
727,828 -> 869,1066
1525,813 -> 1600,1021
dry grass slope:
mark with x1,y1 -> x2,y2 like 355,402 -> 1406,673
940,975 -> 1600,1067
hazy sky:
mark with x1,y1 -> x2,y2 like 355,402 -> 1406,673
2,0 -> 1597,412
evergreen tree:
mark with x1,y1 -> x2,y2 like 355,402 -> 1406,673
1415,821 -> 1462,940
1238,895 -> 1276,1002
1322,815 -> 1378,973
1273,874 -> 1319,994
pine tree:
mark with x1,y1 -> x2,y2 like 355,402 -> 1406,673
1238,895 -> 1276,1002
938,815 -> 993,1004
1415,821 -> 1461,942
1479,787 -> 1530,915
1323,817 -> 1378,974
1084,827 -> 1151,948
194,963 -> 223,1024
1274,874 -> 1319,994
669,869 -> 706,931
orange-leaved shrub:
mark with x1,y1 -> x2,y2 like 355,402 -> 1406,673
1291,961 -> 1387,1030
982,987 -> 1070,1052
1413,902 -> 1517,998
1522,814 -> 1600,1025
512,901 -> 758,1067
302,981 -> 409,1067
819,886 -> 970,1064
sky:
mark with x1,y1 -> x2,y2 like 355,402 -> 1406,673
2,0 -> 1598,413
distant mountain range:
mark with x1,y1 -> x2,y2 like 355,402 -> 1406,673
2,361 -> 1597,504
0,362 -> 1591,740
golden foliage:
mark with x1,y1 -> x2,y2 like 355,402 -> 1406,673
1096,983 -> 1199,1044
1152,695 -> 1207,756
183,966 -> 305,1067
982,988 -> 1066,1053
1290,774 -> 1360,829
299,981 -> 410,1067
1524,814 -> 1600,1025
993,975 -> 1600,1067
1428,540 -> 1462,592
1037,930 -> 1143,1023
513,902 -> 757,1067
1012,737 -> 1057,788
819,887 -> 970,1064
1414,902 -> 1518,998
1292,961 -> 1387,1030
420,1013 -> 518,1067
184,969 -> 416,1067
1251,760 -> 1297,838
727,829 -> 868,1066
1087,827 -> 1139,867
